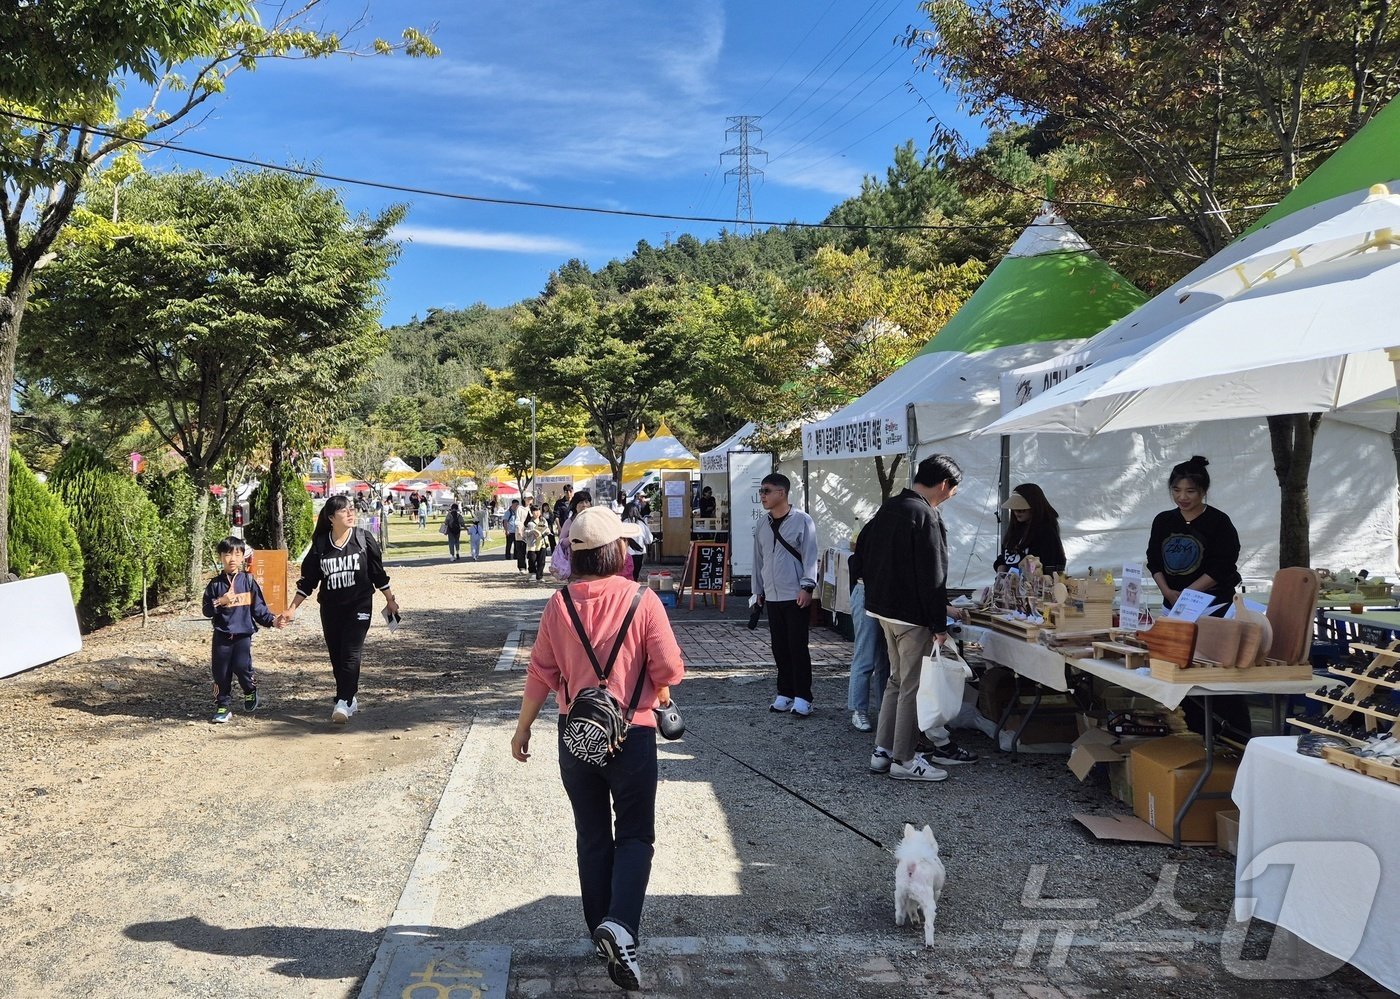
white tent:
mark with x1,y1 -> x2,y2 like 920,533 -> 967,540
792,212 -> 1399,583
700,422 -> 760,474
542,440 -> 611,479
622,423 -> 699,472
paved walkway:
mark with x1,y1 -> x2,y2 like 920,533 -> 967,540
357,564 -> 1396,999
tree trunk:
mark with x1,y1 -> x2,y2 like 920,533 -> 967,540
188,466 -> 213,600
1268,413 -> 1320,569
0,281 -> 34,580
874,454 -> 903,501
268,436 -> 287,550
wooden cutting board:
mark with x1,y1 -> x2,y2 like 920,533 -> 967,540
1232,594 -> 1272,666
1194,616 -> 1242,666
1233,620 -> 1263,668
1265,567 -> 1320,664
1139,619 -> 1197,667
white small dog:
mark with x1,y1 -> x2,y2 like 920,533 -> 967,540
894,823 -> 946,947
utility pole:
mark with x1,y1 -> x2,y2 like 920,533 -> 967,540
721,115 -> 766,234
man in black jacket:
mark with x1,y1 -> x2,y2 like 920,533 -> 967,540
851,454 -> 976,782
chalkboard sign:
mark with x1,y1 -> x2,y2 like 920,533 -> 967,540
685,541 -> 729,611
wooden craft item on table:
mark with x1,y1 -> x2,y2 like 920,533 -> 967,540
1233,620 -> 1263,668
1232,594 -> 1271,666
1137,619 -> 1197,667
1194,616 -> 1241,666
1265,567 -> 1320,664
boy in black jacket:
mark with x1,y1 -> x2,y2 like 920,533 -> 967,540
202,537 -> 279,724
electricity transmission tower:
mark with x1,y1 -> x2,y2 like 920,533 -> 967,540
721,116 -> 766,233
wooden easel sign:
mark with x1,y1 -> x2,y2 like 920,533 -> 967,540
686,541 -> 729,611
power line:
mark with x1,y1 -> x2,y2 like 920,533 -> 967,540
768,73 -> 909,167
765,0 -> 905,137
761,0 -> 889,120
766,45 -> 906,155
741,0 -> 843,112
2,110 -> 1278,234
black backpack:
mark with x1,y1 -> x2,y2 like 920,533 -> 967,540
558,583 -> 648,766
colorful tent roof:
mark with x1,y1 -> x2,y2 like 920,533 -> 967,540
624,422 -> 699,471
543,440 -> 612,479
802,210 -> 1146,459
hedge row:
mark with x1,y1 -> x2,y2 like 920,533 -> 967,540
6,449 -> 83,601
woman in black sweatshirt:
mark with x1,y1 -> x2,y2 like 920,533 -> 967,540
1146,456 -> 1240,614
283,494 -> 400,724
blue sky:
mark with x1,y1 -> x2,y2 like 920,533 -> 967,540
144,0 -> 977,326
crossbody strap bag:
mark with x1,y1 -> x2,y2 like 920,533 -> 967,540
769,514 -> 806,568
558,583 -> 649,765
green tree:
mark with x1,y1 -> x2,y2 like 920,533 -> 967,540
6,449 -> 83,601
246,462 -> 313,557
455,371 -> 590,495
49,444 -> 161,628
141,468 -> 228,604
370,397 -> 439,470
513,284 -> 739,486
21,169 -> 402,595
0,0 -> 436,579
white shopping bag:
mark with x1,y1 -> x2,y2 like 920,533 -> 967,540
916,642 -> 973,733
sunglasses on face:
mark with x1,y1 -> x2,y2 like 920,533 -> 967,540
759,487 -> 781,494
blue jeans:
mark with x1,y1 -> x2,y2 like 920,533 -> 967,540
846,582 -> 890,713
558,719 -> 657,940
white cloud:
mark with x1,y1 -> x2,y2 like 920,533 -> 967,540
395,225 -> 584,255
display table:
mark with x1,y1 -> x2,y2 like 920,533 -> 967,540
962,625 -> 1069,691
1321,608 -> 1400,647
1233,737 -> 1400,992
1067,655 -> 1316,711
968,632 -> 1315,845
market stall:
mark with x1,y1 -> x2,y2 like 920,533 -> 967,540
1233,737 -> 1400,992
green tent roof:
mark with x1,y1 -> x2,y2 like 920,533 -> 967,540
1248,97 -> 1400,233
917,227 -> 1146,357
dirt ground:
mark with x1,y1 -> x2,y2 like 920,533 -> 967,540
0,541 -> 538,998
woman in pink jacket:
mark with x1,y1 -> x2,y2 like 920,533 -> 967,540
512,507 -> 685,992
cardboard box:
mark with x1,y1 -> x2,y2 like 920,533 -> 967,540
1130,736 -> 1239,844
1067,722 -> 1145,806
1216,809 -> 1240,857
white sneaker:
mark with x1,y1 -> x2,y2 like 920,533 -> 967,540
851,710 -> 872,732
890,754 -> 949,782
345,697 -> 358,718
592,919 -> 641,991
770,695 -> 794,713
331,699 -> 350,724
791,697 -> 812,718
869,747 -> 893,773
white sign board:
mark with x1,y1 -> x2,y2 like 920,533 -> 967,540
727,451 -> 773,579
0,573 -> 82,678
1120,563 -> 1144,631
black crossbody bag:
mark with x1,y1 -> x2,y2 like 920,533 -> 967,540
559,583 -> 649,766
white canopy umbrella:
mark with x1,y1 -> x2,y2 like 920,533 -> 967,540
1186,183 -> 1400,299
980,184 -> 1400,437
976,251 -> 1400,436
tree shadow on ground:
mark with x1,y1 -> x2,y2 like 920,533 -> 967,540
122,915 -> 423,980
